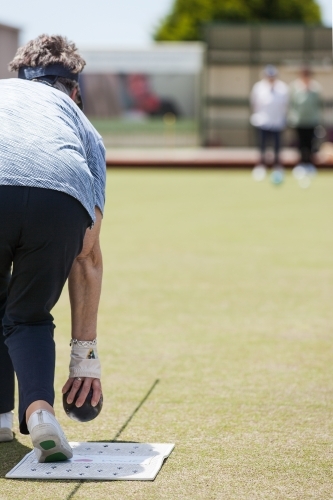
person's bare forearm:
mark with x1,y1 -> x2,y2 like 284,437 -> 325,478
68,242 -> 103,341
63,208 -> 103,406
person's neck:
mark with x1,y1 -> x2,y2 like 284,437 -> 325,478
301,77 -> 311,88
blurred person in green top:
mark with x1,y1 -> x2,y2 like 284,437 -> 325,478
289,67 -> 322,171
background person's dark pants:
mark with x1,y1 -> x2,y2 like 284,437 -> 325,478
296,127 -> 315,164
0,186 -> 90,434
257,128 -> 281,166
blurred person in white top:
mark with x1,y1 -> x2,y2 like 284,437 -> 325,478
250,65 -> 289,171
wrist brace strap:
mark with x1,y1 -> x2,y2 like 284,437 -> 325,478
69,343 -> 101,379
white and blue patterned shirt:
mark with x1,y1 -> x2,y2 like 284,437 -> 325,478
0,78 -> 106,225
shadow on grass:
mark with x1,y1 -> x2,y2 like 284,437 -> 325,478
1,437 -> 77,485
91,440 -> 142,443
65,379 -> 160,499
0,435 -> 31,478
64,441 -> 164,500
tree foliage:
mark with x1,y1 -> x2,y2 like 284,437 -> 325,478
154,0 -> 322,41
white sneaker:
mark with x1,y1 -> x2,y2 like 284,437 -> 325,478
0,411 -> 14,442
27,410 -> 73,463
252,164 -> 267,181
292,164 -> 307,180
304,163 -> 317,177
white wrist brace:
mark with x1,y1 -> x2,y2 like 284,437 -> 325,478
69,343 -> 101,379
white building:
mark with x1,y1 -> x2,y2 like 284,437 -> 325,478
0,22 -> 20,79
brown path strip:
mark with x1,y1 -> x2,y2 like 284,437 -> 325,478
105,148 -> 332,169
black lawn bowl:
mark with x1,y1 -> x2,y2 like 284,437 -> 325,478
63,387 -> 103,422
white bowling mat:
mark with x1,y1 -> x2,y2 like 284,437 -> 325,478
6,442 -> 175,481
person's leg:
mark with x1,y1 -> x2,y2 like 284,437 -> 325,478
0,186 -> 25,418
0,268 -> 15,442
0,273 -> 15,416
258,128 -> 267,164
297,127 -> 315,164
3,187 -> 90,435
272,130 -> 281,166
296,127 -> 306,163
304,127 -> 315,163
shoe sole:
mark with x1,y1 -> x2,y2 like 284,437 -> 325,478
0,428 -> 13,442
30,423 -> 72,463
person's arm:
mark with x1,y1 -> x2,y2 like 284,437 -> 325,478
250,87 -> 255,112
62,207 -> 103,408
69,209 -> 103,340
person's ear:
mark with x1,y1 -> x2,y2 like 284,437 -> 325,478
70,87 -> 78,101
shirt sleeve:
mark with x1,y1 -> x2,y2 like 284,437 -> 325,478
87,134 -> 106,215
250,82 -> 260,112
250,85 -> 256,110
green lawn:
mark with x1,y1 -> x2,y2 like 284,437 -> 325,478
90,118 -> 197,135
89,118 -> 199,148
1,170 -> 333,499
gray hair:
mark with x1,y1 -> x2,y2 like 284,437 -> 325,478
9,34 -> 85,73
52,79 -> 73,96
9,34 -> 85,108
54,78 -> 83,109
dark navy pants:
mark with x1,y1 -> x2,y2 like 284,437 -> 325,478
258,128 -> 281,165
0,186 -> 90,434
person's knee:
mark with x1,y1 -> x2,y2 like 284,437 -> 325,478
2,321 -> 54,340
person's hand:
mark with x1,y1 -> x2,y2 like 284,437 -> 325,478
62,377 -> 102,407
